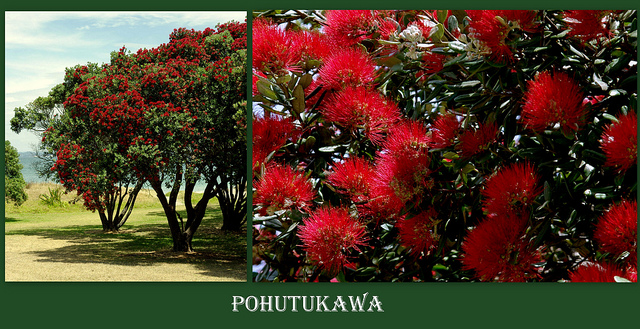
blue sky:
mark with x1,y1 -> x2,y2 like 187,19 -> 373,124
4,11 -> 246,152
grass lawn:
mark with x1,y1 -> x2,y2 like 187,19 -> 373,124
4,182 -> 247,281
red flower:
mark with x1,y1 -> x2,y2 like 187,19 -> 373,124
324,10 -> 379,47
357,191 -> 405,226
594,199 -> 637,266
568,261 -> 634,282
291,30 -> 332,65
467,10 -> 538,63
430,113 -> 461,149
462,214 -> 542,282
298,207 -> 368,276
457,121 -> 498,158
252,18 -> 300,75
482,161 -> 542,217
600,111 -> 637,174
564,10 -> 613,43
252,115 -> 299,169
521,71 -> 586,135
327,156 -> 376,202
397,208 -> 440,257
318,47 -> 377,91
321,86 -> 401,144
253,163 -> 315,215
375,120 -> 432,204
417,51 -> 447,80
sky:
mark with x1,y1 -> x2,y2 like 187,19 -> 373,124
4,11 -> 246,152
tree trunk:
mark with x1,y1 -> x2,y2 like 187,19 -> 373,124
150,175 -> 189,252
218,175 -> 247,231
99,211 -> 118,232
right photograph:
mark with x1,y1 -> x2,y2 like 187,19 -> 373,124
251,10 -> 637,282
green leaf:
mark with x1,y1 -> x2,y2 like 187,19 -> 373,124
447,40 -> 466,53
299,73 -> 313,89
447,14 -> 458,32
256,79 -> 277,100
605,53 -> 632,74
592,73 -> 608,91
448,80 -> 481,90
430,23 -> 445,42
437,10 -> 448,26
443,151 -> 460,160
291,84 -> 305,114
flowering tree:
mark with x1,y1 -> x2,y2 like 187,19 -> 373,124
252,10 -> 637,282
15,22 -> 247,251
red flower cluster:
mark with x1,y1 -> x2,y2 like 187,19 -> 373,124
600,111 -> 637,174
467,10 -> 538,63
298,206 -> 368,276
564,10 -> 613,43
482,162 -> 542,217
569,261 -> 636,282
457,121 -> 498,158
430,113 -> 460,149
321,86 -> 401,144
252,115 -> 299,169
323,10 -> 379,47
594,199 -> 637,266
318,47 -> 378,91
253,163 -> 316,216
462,214 -> 542,282
375,120 -> 432,204
327,156 -> 376,203
397,208 -> 440,258
252,18 -> 301,75
522,71 -> 586,135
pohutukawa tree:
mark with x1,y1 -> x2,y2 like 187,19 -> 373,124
251,10 -> 637,282
15,22 -> 247,251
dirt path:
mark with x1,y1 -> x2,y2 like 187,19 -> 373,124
4,234 -> 245,282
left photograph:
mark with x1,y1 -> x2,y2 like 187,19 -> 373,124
4,11 -> 248,281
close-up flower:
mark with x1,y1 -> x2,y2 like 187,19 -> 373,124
252,115 -> 299,169
327,156 -> 376,202
482,161 -> 542,217
321,86 -> 401,144
298,206 -> 369,276
521,71 -> 586,135
323,10 -> 380,47
252,18 -> 301,75
467,10 -> 538,63
568,261 -> 635,282
594,199 -> 637,265
290,30 -> 332,67
430,112 -> 461,149
317,47 -> 378,91
253,163 -> 316,216
462,214 -> 542,282
600,111 -> 637,174
564,10 -> 614,43
375,120 -> 432,204
456,121 -> 498,158
397,208 -> 441,257
419,51 -> 447,78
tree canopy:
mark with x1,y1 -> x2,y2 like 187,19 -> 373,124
13,21 -> 247,251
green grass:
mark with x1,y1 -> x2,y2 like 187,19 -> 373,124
5,182 -> 247,266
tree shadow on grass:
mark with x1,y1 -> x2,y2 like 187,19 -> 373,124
4,217 -> 20,223
6,221 -> 246,281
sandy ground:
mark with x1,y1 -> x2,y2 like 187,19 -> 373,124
5,234 -> 245,282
